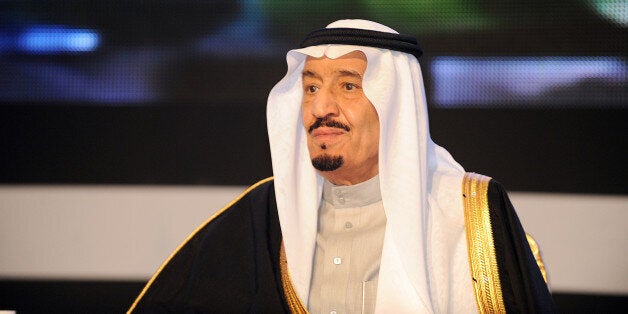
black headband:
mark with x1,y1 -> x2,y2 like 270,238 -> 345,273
300,28 -> 423,60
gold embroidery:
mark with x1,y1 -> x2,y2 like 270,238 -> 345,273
280,241 -> 309,313
526,233 -> 548,283
463,173 -> 506,313
127,177 -> 275,313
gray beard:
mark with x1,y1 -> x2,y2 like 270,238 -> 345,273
311,154 -> 344,171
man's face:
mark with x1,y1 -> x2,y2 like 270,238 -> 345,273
301,51 -> 380,186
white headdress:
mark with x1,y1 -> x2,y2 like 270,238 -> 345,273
267,20 -> 475,312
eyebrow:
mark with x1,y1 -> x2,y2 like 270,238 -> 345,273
337,69 -> 362,80
302,70 -> 320,79
301,69 -> 362,80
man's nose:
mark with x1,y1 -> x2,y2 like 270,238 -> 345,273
311,89 -> 339,118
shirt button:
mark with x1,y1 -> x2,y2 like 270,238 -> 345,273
330,311 -> 337,314
335,189 -> 342,196
333,257 -> 342,265
338,197 -> 345,204
345,222 -> 353,229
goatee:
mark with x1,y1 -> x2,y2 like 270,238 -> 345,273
311,154 -> 344,171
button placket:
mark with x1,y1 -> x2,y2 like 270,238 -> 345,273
334,188 -> 346,206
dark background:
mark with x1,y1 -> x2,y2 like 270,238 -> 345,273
1,0 -> 626,193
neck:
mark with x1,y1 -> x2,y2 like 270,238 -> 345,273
319,169 -> 379,186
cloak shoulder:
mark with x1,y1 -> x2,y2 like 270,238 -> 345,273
464,173 -> 556,313
128,177 -> 289,313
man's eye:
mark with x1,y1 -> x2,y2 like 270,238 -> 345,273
307,85 -> 318,93
344,83 -> 356,91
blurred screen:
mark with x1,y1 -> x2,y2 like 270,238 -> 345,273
1,0 -> 625,107
432,57 -> 626,108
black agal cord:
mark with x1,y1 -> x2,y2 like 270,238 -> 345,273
300,28 -> 423,60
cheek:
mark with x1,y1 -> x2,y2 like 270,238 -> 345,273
355,105 -> 379,132
301,110 -> 311,131
363,109 -> 380,150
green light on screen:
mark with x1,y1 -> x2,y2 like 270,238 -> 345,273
589,0 -> 628,26
364,0 -> 497,32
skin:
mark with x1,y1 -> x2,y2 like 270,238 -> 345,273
301,51 -> 380,186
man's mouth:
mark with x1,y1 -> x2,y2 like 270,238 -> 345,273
311,128 -> 345,145
308,118 -> 350,148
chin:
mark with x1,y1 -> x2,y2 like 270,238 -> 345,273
311,153 -> 344,172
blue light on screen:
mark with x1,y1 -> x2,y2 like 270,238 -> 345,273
431,57 -> 627,108
17,26 -> 100,54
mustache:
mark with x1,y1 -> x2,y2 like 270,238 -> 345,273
308,118 -> 351,133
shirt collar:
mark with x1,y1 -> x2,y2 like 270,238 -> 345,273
322,175 -> 382,208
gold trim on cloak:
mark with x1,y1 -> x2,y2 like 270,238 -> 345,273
526,233 -> 548,283
127,177 -> 275,314
280,241 -> 309,313
463,173 -> 506,313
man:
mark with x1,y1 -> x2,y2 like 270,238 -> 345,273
129,20 -> 555,313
